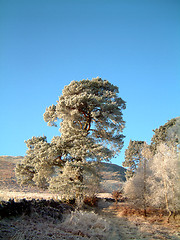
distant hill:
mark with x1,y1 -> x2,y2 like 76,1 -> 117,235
0,156 -> 126,193
100,162 -> 126,192
100,162 -> 126,181
0,156 -> 24,191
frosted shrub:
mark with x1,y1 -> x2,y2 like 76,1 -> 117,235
148,143 -> 180,220
123,142 -> 153,216
61,210 -> 110,239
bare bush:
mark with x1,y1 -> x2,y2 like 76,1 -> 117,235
83,195 -> 98,207
61,210 -> 110,239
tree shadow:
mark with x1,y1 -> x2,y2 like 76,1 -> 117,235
98,201 -> 180,240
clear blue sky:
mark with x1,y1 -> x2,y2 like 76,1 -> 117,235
0,0 -> 179,166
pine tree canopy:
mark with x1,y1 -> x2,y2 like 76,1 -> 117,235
16,77 -> 126,199
122,140 -> 145,179
44,77 -> 126,162
150,117 -> 180,154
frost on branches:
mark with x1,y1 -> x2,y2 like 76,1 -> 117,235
148,143 -> 180,221
150,117 -> 179,154
123,141 -> 180,220
16,77 -> 126,203
44,77 -> 126,162
123,142 -> 152,216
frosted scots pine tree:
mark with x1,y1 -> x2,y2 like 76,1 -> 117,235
122,140 -> 145,180
44,77 -> 126,162
150,117 -> 179,154
16,78 -> 126,202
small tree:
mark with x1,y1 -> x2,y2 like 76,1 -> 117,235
122,140 -> 145,180
148,143 -> 180,222
16,78 -> 126,202
112,190 -> 121,204
123,142 -> 152,216
123,118 -> 180,219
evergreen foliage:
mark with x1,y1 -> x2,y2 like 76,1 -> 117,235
15,77 -> 126,202
150,117 -> 179,154
44,77 -> 126,162
16,136 -> 63,189
122,140 -> 145,180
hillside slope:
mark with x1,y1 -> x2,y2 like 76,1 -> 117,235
0,156 -> 126,193
0,156 -> 24,191
99,162 -> 126,192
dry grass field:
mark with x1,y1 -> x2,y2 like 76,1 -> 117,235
101,203 -> 180,240
1,198 -> 180,240
0,156 -> 180,239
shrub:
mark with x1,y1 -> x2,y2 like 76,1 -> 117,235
61,210 -> 110,239
112,191 -> 121,204
83,195 -> 98,207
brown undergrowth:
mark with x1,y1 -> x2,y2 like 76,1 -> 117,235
1,198 -> 180,240
109,202 -> 180,227
99,202 -> 180,240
